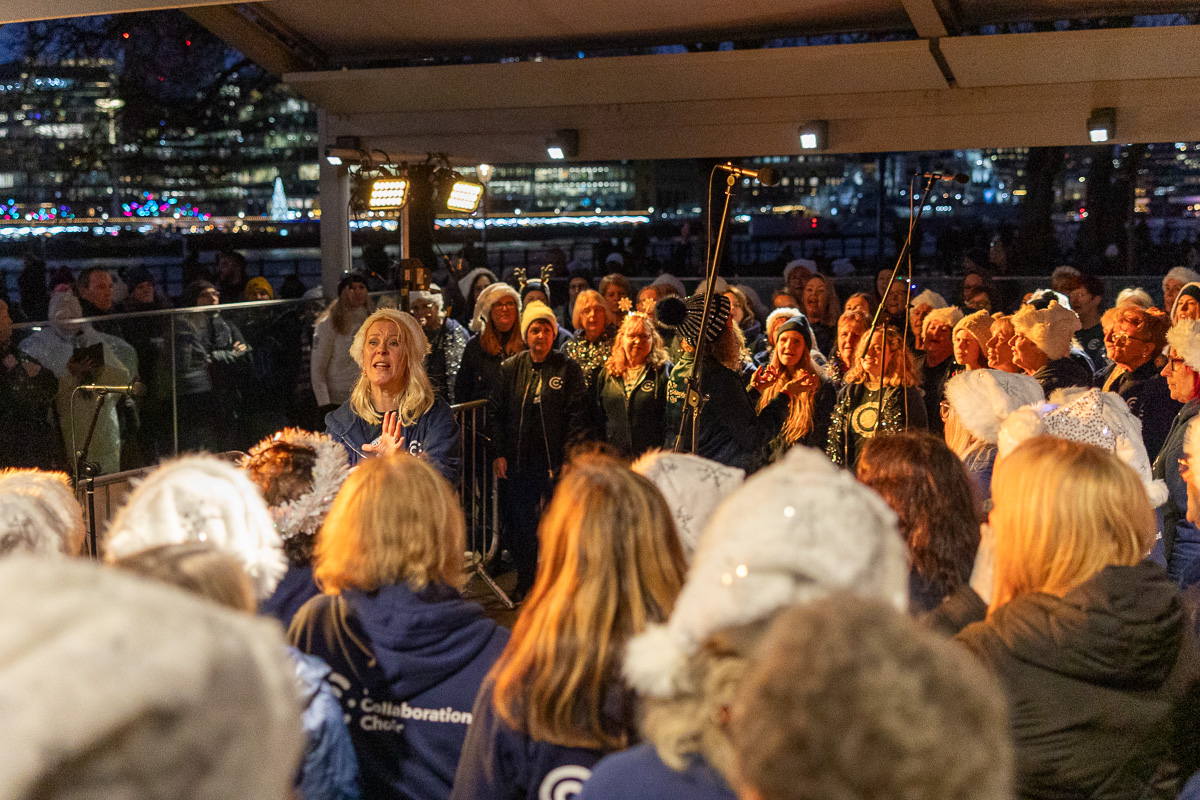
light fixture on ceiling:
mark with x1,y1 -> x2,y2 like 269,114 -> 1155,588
367,177 -> 410,209
798,120 -> 829,151
547,129 -> 579,160
1088,107 -> 1116,143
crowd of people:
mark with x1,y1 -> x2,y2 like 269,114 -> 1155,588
2,252 -> 1200,800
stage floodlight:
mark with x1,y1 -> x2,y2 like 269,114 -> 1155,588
547,129 -> 579,160
1088,107 -> 1116,143
446,179 -> 485,213
798,120 -> 829,151
367,177 -> 410,209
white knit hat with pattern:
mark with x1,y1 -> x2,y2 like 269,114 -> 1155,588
623,446 -> 908,699
953,309 -> 995,351
520,299 -> 559,340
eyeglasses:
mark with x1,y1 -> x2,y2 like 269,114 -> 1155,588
1167,356 -> 1188,371
493,300 -> 517,310
1108,333 -> 1153,347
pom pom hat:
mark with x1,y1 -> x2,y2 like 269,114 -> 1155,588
1011,300 -> 1081,361
623,446 -> 908,698
520,299 -> 559,340
944,369 -> 1044,444
105,455 -> 286,599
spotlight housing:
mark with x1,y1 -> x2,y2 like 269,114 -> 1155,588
798,120 -> 829,151
547,129 -> 579,160
446,179 -> 485,213
367,177 -> 410,209
1088,107 -> 1116,143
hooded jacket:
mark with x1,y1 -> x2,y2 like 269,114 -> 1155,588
325,397 -> 461,484
957,563 -> 1200,800
289,583 -> 509,800
576,743 -> 736,800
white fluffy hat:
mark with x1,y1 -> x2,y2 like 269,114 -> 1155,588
469,282 -> 520,335
105,455 -> 286,599
1167,319 -> 1200,372
954,309 -> 994,350
0,469 -> 85,558
623,446 -> 908,699
456,266 -> 496,303
997,388 -> 1168,508
910,289 -> 947,311
922,305 -> 963,338
630,451 -> 745,561
0,556 -> 303,800
1165,266 -> 1200,291
1011,300 -> 1081,361
944,370 -> 1044,444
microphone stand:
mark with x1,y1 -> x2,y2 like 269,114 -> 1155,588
678,169 -> 738,453
862,172 -> 938,441
72,387 -> 108,559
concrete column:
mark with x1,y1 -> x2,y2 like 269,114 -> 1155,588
318,108 -> 352,299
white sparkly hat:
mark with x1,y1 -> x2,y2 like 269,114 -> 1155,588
624,446 -> 908,699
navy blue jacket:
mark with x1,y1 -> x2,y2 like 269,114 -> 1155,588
325,398 -> 461,484
576,743 -> 736,800
261,565 -> 321,630
289,583 -> 508,800
450,680 -> 620,800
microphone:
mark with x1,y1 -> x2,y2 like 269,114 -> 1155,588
78,381 -> 146,397
919,172 -> 970,183
717,163 -> 781,186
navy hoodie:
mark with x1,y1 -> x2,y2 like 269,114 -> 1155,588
576,743 -> 735,800
261,564 -> 321,630
289,583 -> 509,800
325,398 -> 462,484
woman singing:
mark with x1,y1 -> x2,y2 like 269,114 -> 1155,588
749,315 -> 836,461
594,310 -> 671,457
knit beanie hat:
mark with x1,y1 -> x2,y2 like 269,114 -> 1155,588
520,299 -> 559,340
469,282 -> 520,335
336,271 -> 368,295
1011,300 -> 1081,361
776,315 -> 814,343
624,446 -> 908,698
105,455 -> 287,600
953,309 -> 994,350
656,293 -> 732,347
922,305 -> 964,338
1167,319 -> 1200,372
910,289 -> 947,310
456,266 -> 496,302
1165,266 -> 1200,291
0,469 -> 85,558
0,556 -> 303,800
243,276 -> 274,300
997,388 -> 1168,507
1027,288 -> 1072,311
520,279 -> 550,305
1170,282 -> 1200,320
944,369 -> 1044,444
630,451 -> 744,560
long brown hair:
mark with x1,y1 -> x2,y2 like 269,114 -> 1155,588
856,432 -> 980,593
756,332 -> 823,443
490,455 -> 687,749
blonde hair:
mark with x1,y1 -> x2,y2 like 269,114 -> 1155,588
572,289 -> 617,331
490,455 -> 687,750
757,332 -> 824,443
843,325 -> 920,388
606,314 -> 668,377
314,454 -> 466,595
348,308 -> 436,425
989,436 -> 1154,614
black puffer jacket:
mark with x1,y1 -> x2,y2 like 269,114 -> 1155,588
957,563 -> 1200,800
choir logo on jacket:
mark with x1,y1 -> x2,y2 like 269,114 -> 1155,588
538,764 -> 591,800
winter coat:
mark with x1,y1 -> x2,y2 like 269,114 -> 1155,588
290,649 -> 362,800
1031,356 -> 1093,397
957,563 -> 1200,800
454,335 -> 511,404
1096,360 -> 1181,462
425,319 -> 469,405
576,743 -> 736,800
325,398 -> 461,484
1153,400 -> 1200,570
826,383 -> 928,468
488,350 -> 592,478
260,565 -> 321,631
289,583 -> 509,800
311,313 -> 365,407
592,363 -> 670,457
919,584 -> 986,638
450,680 -> 630,800
919,355 -> 958,437
670,356 -> 789,474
